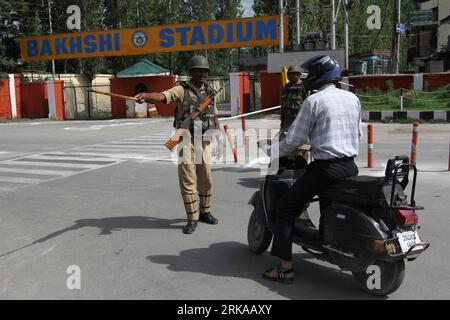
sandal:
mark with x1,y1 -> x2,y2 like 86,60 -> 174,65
262,264 -> 295,284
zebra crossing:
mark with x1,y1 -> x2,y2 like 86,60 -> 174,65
65,134 -> 175,162
0,132 -> 266,193
0,135 -> 175,193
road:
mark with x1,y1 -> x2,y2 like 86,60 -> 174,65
0,118 -> 449,300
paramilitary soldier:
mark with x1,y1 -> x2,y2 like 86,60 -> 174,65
280,66 -> 308,134
136,55 -> 222,234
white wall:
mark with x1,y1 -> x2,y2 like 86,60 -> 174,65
438,0 -> 450,21
438,23 -> 450,50
268,50 -> 345,73
421,0 -> 438,10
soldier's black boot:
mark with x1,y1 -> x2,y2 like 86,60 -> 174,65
183,220 -> 198,234
199,212 -> 218,225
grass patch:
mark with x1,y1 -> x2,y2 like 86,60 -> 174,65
357,87 -> 450,111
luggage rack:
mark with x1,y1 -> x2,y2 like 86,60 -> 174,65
385,155 -> 423,210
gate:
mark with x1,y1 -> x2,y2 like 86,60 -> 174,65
64,83 -> 112,120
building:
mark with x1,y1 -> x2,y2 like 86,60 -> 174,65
409,0 -> 450,72
349,51 -> 393,75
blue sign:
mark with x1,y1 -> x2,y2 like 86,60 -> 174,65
396,22 -> 406,35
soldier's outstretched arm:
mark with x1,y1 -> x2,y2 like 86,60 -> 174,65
135,92 -> 166,104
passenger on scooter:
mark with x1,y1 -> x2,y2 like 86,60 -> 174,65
262,55 -> 362,284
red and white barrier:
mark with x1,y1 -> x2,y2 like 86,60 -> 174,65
411,122 -> 419,166
448,137 -> 450,171
223,124 -> 238,163
241,117 -> 247,147
368,123 -> 374,168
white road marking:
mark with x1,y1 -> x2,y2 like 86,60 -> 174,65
0,176 -> 46,184
0,160 -> 104,169
0,167 -> 78,176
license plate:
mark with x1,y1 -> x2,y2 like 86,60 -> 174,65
396,230 -> 423,253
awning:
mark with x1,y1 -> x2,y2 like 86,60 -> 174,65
117,59 -> 170,78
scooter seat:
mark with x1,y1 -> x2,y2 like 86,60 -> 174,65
320,175 -> 386,207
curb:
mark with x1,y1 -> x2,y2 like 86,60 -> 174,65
362,111 -> 450,122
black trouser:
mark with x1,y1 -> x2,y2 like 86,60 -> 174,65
270,158 -> 358,261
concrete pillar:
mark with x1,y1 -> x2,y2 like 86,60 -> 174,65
47,80 -> 56,119
8,74 -> 18,119
413,73 -> 424,91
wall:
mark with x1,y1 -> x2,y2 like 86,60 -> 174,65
438,23 -> 450,51
58,74 -> 88,87
349,74 -> 414,92
13,75 -> 21,118
0,79 -> 11,119
268,50 -> 345,73
20,82 -> 48,118
241,73 -> 251,114
230,72 -> 251,116
423,72 -> 450,90
439,0 -> 450,22
110,75 -> 176,118
259,72 -> 450,109
260,71 -> 282,109
53,81 -> 65,120
91,74 -> 113,114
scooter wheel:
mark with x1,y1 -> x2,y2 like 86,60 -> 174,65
352,259 -> 405,296
247,209 -> 273,254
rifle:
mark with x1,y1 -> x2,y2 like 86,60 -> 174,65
164,81 -> 229,152
88,89 -> 139,101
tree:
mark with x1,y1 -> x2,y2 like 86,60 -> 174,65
0,0 -> 45,73
1,0 -> 419,76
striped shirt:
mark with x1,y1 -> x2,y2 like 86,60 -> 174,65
271,84 -> 362,160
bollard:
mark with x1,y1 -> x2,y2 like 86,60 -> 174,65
245,136 -> 250,165
224,124 -> 238,163
448,137 -> 450,171
368,123 -> 374,168
241,117 -> 247,147
411,122 -> 419,166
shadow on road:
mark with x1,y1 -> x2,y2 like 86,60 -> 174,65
236,177 -> 264,189
212,166 -> 262,173
0,216 -> 185,258
147,241 -> 385,300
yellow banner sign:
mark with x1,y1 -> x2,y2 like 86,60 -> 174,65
20,15 -> 287,61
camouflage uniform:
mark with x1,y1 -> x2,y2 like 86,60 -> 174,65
280,80 -> 306,132
162,81 -> 219,221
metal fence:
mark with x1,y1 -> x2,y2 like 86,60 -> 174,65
64,84 -> 112,120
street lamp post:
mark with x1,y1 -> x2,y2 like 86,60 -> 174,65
48,0 -> 56,79
279,0 -> 284,54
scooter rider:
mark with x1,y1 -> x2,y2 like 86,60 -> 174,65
262,55 -> 362,284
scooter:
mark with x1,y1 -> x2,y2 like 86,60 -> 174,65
247,155 -> 430,296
